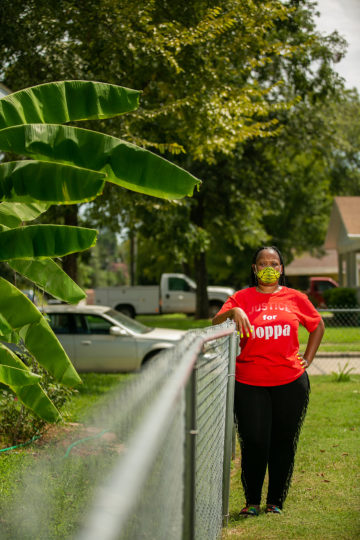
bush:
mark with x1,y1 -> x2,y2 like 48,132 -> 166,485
323,287 -> 359,327
0,346 -> 76,446
323,287 -> 358,308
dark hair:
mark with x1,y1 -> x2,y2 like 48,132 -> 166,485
249,246 -> 286,287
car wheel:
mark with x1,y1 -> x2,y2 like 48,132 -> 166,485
115,304 -> 135,318
142,350 -> 164,366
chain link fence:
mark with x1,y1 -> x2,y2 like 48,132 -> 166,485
308,308 -> 360,375
78,322 -> 237,540
0,322 -> 237,540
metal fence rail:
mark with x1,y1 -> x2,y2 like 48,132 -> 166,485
77,321 -> 237,540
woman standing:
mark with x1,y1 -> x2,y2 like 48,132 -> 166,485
212,246 -> 324,516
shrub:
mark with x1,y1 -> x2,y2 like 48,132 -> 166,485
0,346 -> 76,446
323,287 -> 359,327
323,287 -> 358,308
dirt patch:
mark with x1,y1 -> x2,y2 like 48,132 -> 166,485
29,423 -> 124,457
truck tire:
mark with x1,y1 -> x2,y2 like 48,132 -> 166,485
115,304 -> 136,318
208,302 -> 223,319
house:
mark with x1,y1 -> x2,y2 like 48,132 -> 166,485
286,249 -> 338,290
325,196 -> 360,300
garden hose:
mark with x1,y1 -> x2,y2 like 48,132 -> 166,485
0,433 -> 41,453
63,429 -> 110,458
0,429 -> 110,457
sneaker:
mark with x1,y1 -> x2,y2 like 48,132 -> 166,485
239,505 -> 260,518
265,504 -> 282,514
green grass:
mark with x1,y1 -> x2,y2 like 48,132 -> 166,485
137,312 -> 212,330
0,373 -> 130,539
299,325 -> 360,352
138,314 -> 360,353
1,374 -> 359,539
61,372 -> 131,422
224,375 -> 360,539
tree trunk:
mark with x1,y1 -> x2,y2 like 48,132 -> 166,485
190,189 -> 209,319
62,205 -> 79,283
194,251 -> 209,319
129,228 -> 137,286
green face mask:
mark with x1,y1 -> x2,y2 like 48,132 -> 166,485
256,266 -> 281,284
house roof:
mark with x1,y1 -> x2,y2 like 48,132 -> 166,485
325,197 -> 360,253
286,249 -> 338,276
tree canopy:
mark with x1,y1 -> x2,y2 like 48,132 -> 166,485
1,0 -> 357,315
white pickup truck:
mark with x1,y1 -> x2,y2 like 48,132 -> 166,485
86,273 -> 235,318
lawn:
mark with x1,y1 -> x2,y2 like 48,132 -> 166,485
138,314 -> 360,353
0,373 -> 359,539
0,373 -> 128,539
223,375 -> 360,539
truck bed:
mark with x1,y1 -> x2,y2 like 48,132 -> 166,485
89,285 -> 160,315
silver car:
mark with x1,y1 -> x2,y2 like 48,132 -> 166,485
42,304 -> 185,372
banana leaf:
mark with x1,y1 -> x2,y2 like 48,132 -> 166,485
0,278 -> 81,386
0,161 -> 105,203
0,363 -> 40,387
0,201 -> 50,228
13,382 -> 62,422
0,342 -> 30,370
8,258 -> 85,303
0,344 -> 61,422
0,224 -> 97,261
0,80 -> 141,129
0,124 -> 201,199
0,312 -> 14,341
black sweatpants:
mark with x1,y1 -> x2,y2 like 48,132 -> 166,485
234,372 -> 310,509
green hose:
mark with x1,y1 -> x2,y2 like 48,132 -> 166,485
0,433 -> 41,453
0,428 -> 110,457
63,429 -> 110,458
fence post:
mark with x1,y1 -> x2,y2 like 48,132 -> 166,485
222,331 -> 237,527
182,364 -> 198,540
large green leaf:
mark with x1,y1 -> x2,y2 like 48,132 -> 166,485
0,201 -> 50,228
0,312 -> 15,342
0,124 -> 201,199
0,342 -> 30,370
8,258 -> 85,303
0,346 -> 62,423
14,382 -> 62,422
0,278 -> 81,386
0,224 -> 97,260
0,80 -> 141,129
0,363 -> 40,387
0,161 -> 105,204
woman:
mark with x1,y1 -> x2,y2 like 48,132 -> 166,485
212,246 -> 324,516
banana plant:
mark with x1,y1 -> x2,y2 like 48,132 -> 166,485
0,80 -> 201,422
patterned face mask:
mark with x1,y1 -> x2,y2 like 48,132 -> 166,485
256,266 -> 281,284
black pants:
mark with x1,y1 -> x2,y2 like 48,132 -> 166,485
234,372 -> 310,509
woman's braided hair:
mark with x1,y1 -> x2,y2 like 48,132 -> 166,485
250,246 -> 287,287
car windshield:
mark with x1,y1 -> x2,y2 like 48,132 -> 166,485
104,309 -> 152,334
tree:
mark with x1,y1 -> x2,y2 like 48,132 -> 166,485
1,0 -> 348,316
1,0 -> 301,316
327,90 -> 360,196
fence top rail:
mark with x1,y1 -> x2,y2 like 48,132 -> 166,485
318,308 -> 360,313
77,320 -> 236,540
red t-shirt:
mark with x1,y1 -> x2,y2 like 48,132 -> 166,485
216,286 -> 322,387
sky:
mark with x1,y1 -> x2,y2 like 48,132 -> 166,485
315,0 -> 360,92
